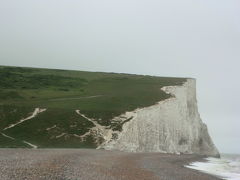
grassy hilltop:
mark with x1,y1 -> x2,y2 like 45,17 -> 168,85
0,66 -> 186,148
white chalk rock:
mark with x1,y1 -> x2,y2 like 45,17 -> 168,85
101,79 -> 219,157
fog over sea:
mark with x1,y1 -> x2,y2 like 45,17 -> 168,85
186,154 -> 240,180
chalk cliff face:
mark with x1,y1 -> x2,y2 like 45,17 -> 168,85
100,79 -> 219,157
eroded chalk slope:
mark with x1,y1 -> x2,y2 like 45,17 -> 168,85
100,79 -> 219,157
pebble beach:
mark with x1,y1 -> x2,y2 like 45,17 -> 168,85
0,149 -> 222,180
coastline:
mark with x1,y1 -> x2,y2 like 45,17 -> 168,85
0,149 -> 222,180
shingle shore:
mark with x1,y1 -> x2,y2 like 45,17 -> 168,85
0,149 -> 221,180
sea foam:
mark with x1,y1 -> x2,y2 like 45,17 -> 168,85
185,154 -> 240,180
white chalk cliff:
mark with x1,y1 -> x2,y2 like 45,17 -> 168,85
100,79 -> 219,157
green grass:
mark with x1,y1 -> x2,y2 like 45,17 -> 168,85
0,65 -> 187,148
4,108 -> 96,148
0,134 -> 30,148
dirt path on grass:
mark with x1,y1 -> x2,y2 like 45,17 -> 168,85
1,108 -> 46,148
48,95 -> 103,101
3,108 -> 46,130
75,110 -> 113,142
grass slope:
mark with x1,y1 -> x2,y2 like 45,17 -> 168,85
0,65 -> 187,148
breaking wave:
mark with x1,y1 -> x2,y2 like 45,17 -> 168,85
185,154 -> 240,180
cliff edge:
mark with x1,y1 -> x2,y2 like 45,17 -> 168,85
100,79 -> 220,157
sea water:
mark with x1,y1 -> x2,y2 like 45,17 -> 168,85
185,154 -> 240,180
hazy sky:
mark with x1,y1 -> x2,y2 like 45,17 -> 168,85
0,0 -> 239,153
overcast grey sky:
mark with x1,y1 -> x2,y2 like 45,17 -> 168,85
0,0 -> 239,153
